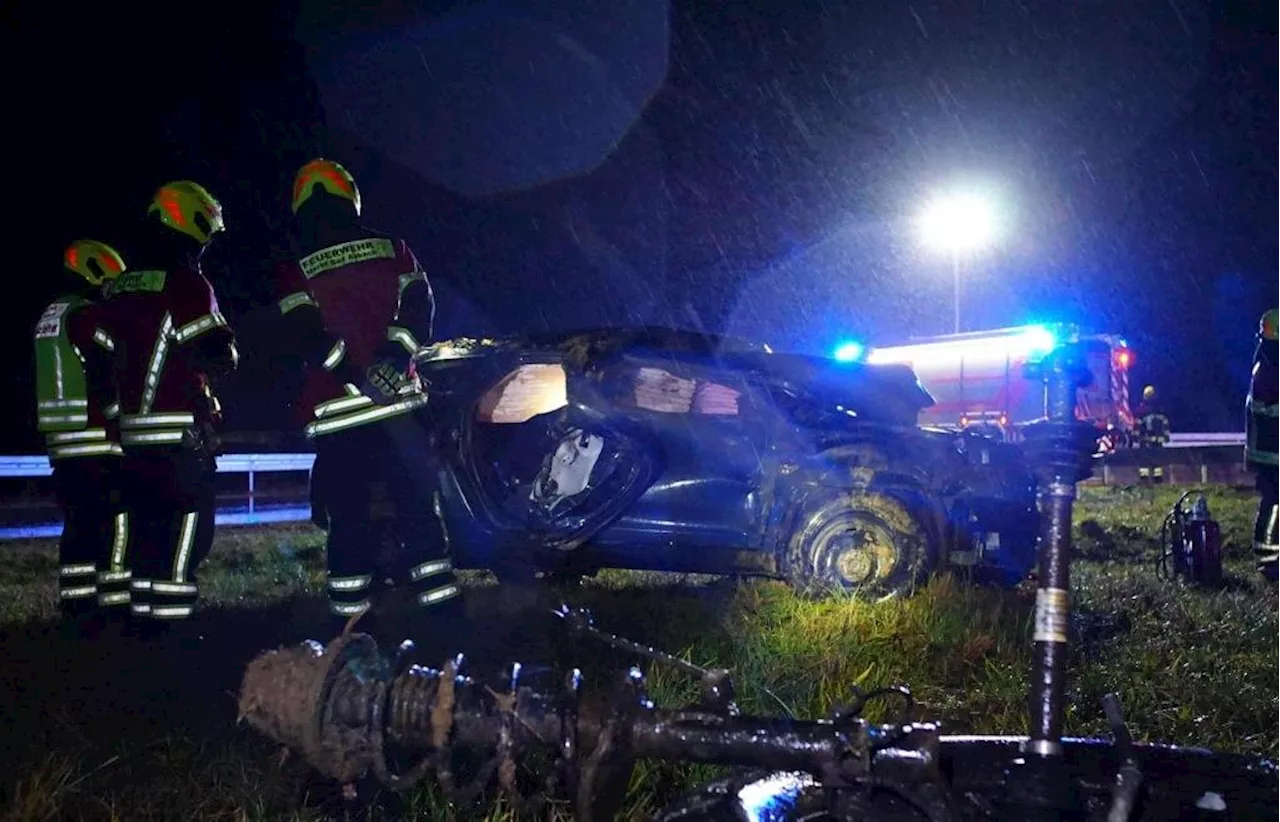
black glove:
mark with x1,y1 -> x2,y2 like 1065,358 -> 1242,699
361,361 -> 410,405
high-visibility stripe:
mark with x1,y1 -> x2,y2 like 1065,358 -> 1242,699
152,581 -> 198,595
327,575 -> 373,592
120,412 -> 196,428
39,399 -> 87,410
93,328 -> 116,351
151,605 -> 194,619
409,559 -> 452,581
330,600 -> 371,616
47,428 -> 108,444
322,339 -> 346,371
174,312 -> 227,343
61,563 -> 97,576
130,602 -> 152,615
130,579 -> 153,592
397,271 -> 425,292
1247,449 -> 1279,466
98,591 -> 131,607
39,413 -> 89,427
120,430 -> 185,446
1249,396 -> 1280,414
59,585 -> 98,599
314,388 -> 374,419
305,392 -> 428,438
173,511 -> 197,584
109,513 -> 128,570
417,584 -> 461,607
98,570 -> 132,584
141,312 -> 174,414
278,291 -> 317,314
49,442 -> 123,460
387,326 -> 420,354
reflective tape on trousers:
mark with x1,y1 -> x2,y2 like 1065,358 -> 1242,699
1033,587 -> 1069,644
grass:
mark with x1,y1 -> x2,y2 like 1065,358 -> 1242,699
0,485 -> 1275,820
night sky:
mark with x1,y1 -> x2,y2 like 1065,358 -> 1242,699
4,0 -> 1275,452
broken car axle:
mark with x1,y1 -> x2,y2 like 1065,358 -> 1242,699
237,628 -> 941,822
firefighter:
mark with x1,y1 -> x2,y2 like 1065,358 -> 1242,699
1246,308 -> 1278,582
1135,384 -> 1170,485
35,240 -> 132,635
273,158 -> 461,629
100,181 -> 239,635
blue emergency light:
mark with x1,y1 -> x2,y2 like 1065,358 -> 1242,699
832,341 -> 865,362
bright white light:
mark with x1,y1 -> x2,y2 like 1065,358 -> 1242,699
866,325 -> 1057,368
832,341 -> 865,362
917,192 -> 999,253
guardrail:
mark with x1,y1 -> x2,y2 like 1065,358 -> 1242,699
0,453 -> 317,522
1164,432 -> 1246,449
0,453 -> 316,478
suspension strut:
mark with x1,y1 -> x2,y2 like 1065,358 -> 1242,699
1001,340 -> 1097,819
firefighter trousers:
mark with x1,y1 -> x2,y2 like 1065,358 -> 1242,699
52,455 -> 131,617
1137,443 -> 1165,484
122,446 -> 217,621
1254,467 -> 1278,582
312,413 -> 460,619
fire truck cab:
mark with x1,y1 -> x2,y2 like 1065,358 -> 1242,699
864,324 -> 1135,449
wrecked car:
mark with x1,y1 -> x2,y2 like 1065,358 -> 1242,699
328,328 -> 1041,598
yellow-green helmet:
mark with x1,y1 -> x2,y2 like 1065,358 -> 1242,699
147,180 -> 225,245
1260,308 -> 1278,342
292,158 -> 361,216
64,239 -> 126,286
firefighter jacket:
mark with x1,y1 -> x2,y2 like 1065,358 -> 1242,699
98,265 -> 237,449
32,289 -> 122,460
1135,401 -> 1170,447
273,230 -> 433,438
1246,341 -> 1278,469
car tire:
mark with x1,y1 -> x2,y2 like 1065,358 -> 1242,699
783,487 -> 942,599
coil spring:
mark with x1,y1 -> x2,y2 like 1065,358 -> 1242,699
387,666 -> 440,745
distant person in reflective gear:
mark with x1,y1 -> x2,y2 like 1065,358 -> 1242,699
34,240 -> 131,636
272,157 -> 461,632
99,181 -> 238,638
1246,308 -> 1278,582
1134,384 -> 1170,485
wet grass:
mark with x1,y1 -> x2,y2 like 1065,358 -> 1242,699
0,485 -> 1275,820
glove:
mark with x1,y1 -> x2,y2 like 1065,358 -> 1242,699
361,362 -> 411,405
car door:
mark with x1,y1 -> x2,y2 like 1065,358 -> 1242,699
590,355 -> 769,551
445,350 -> 661,552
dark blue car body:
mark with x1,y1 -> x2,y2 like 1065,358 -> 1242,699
371,328 -> 1040,595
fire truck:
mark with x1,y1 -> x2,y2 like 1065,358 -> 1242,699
863,324 -> 1135,448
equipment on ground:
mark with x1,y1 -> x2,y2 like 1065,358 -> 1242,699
1157,491 -> 1223,587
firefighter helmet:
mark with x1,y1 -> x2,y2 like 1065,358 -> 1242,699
147,181 -> 225,245
63,240 -> 126,286
292,158 -> 361,216
1143,385 -> 1156,401
1260,308 -> 1278,342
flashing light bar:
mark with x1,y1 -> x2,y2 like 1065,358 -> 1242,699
866,325 -> 1058,368
832,341 -> 865,362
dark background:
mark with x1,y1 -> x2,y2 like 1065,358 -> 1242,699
3,0 -> 1275,452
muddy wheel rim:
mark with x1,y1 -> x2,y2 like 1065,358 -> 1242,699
814,515 -> 900,587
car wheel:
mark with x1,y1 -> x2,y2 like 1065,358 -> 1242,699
783,488 -> 942,599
